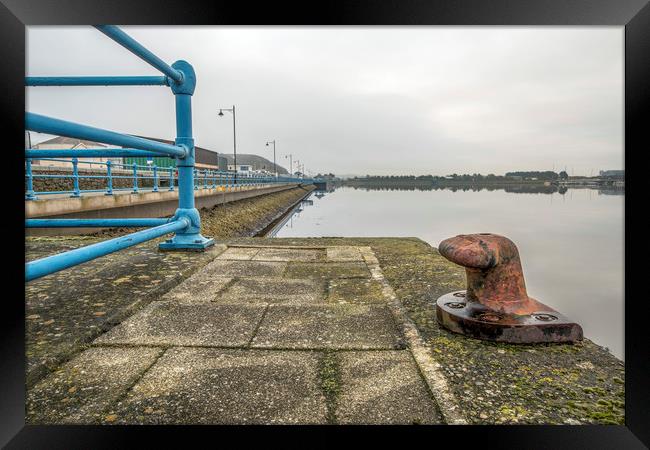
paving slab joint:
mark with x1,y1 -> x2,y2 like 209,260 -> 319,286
26,246 -> 226,388
358,246 -> 468,425
318,350 -> 342,424
99,347 -> 169,423
246,304 -> 271,347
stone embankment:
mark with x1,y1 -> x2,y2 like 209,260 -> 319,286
87,185 -> 315,239
199,185 -> 314,237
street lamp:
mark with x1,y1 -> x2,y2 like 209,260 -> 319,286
285,153 -> 293,177
218,105 -> 236,183
265,140 -> 276,178
296,161 -> 304,178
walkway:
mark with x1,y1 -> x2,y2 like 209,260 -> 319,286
25,237 -> 625,425
27,243 -> 447,424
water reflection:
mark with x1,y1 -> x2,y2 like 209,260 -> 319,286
275,185 -> 624,360
340,183 -> 624,196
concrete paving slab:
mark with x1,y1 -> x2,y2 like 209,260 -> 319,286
25,238 -> 224,386
202,260 -> 287,277
284,262 -> 371,280
216,247 -> 260,260
216,277 -> 326,304
327,278 -> 386,304
251,305 -> 404,350
107,348 -> 328,424
161,274 -> 233,303
253,247 -> 324,262
27,346 -> 163,424
94,302 -> 266,347
337,351 -> 442,424
326,246 -> 364,262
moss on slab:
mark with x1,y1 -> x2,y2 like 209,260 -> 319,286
318,350 -> 341,424
228,237 -> 625,425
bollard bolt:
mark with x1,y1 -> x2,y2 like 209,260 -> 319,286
435,233 -> 583,344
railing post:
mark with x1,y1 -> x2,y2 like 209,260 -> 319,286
159,60 -> 214,251
153,164 -> 159,192
25,158 -> 38,200
132,162 -> 139,193
169,167 -> 174,191
105,160 -> 114,195
204,169 -> 208,189
71,157 -> 81,197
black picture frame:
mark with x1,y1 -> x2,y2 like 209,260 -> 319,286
1,0 -> 647,447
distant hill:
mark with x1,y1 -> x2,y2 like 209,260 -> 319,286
221,154 -> 288,174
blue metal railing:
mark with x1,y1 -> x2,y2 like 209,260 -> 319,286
24,26 -> 309,282
25,157 -> 308,198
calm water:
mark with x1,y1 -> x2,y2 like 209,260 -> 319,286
275,186 -> 625,359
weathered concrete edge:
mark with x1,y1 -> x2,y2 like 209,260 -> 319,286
26,184 -> 299,218
26,184 -> 301,236
26,244 -> 228,387
254,185 -> 316,237
359,246 -> 468,425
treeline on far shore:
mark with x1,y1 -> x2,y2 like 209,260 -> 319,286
345,171 -> 569,185
345,184 -> 569,194
342,173 -> 564,189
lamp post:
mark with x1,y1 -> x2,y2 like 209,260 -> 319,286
265,140 -> 276,178
296,159 -> 304,178
218,105 -> 236,184
285,153 -> 293,177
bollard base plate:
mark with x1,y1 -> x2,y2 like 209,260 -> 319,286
436,291 -> 583,344
159,234 -> 215,252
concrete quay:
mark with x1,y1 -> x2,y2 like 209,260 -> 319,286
25,237 -> 624,425
26,183 -> 302,236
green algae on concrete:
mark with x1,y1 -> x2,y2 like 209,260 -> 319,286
203,260 -> 287,277
199,185 -> 315,238
336,350 -> 442,424
229,236 -> 624,425
326,246 -> 364,262
94,301 -> 267,347
250,304 -> 405,350
106,348 -> 328,425
160,273 -> 233,304
318,350 -> 342,424
253,247 -> 324,262
27,346 -> 163,424
284,261 -> 371,279
216,246 -> 261,260
25,236 -> 624,425
215,277 -> 326,304
25,237 -> 224,386
327,278 -> 386,304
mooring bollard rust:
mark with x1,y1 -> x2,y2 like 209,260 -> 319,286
435,233 -> 583,344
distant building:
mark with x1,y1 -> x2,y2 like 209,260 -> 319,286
599,170 -> 624,178
124,137 -> 222,171
31,136 -> 118,167
30,135 -> 227,172
228,164 -> 253,173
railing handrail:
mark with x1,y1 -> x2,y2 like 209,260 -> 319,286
26,155 -> 310,198
24,26 -> 211,281
26,113 -> 188,158
25,26 -> 314,281
94,25 -> 184,83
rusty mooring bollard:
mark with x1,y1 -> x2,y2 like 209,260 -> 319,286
435,233 -> 583,343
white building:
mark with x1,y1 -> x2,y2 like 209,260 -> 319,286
30,136 -> 120,167
227,164 -> 253,173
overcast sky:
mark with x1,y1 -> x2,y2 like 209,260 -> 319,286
26,26 -> 623,176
